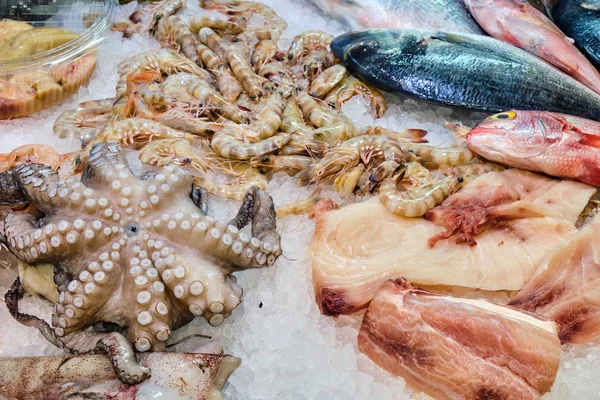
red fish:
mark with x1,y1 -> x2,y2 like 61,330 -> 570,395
466,110 -> 600,186
464,0 -> 600,96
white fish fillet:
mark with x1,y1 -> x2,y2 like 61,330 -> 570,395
310,170 -> 593,315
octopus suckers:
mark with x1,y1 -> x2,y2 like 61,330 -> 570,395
99,252 -> 109,262
147,268 -> 158,278
255,252 -> 267,265
209,314 -> 224,326
137,311 -> 152,325
153,281 -> 165,292
94,271 -> 106,282
147,185 -> 157,194
156,329 -> 170,341
137,291 -> 151,304
73,297 -> 83,307
58,221 -> 70,232
174,265 -> 186,279
168,220 -> 177,230
111,180 -> 122,191
181,221 -> 191,230
156,301 -> 169,315
102,261 -> 114,271
141,259 -> 152,269
210,227 -> 221,239
190,280 -> 204,295
150,195 -> 160,205
121,186 -> 132,197
68,280 -> 78,292
210,302 -> 224,313
79,271 -> 91,281
232,242 -> 244,254
135,276 -> 148,286
174,284 -> 185,298
189,304 -> 203,315
135,338 -> 151,352
84,282 -> 96,294
74,219 -> 85,230
130,265 -> 142,275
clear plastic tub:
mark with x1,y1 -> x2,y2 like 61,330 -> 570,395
0,0 -> 115,119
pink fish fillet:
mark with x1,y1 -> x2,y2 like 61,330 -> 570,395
358,279 -> 561,400
465,0 -> 600,95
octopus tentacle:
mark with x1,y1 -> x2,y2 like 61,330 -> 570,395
4,278 -> 61,346
81,141 -> 126,188
60,329 -> 151,384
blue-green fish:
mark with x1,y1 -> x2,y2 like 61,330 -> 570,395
553,0 -> 600,68
330,29 -> 600,121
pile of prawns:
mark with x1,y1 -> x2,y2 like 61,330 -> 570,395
1,0 -> 503,218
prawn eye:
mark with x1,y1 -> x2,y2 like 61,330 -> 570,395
492,111 -> 516,120
261,156 -> 270,162
457,176 -> 464,183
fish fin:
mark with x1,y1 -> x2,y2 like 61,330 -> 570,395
496,19 -> 525,47
550,115 -> 600,148
579,132 -> 600,148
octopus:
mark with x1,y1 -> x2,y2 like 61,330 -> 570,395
0,141 -> 282,384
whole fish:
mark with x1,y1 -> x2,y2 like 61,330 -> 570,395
465,0 -> 600,95
553,0 -> 600,68
330,29 -> 600,121
466,110 -> 600,185
308,0 -> 484,34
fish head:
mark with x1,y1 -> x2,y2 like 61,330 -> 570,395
330,29 -> 388,61
466,110 -> 551,161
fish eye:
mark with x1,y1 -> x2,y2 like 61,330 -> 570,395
492,111 -> 517,120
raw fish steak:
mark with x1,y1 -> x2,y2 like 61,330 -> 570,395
311,171 -> 594,315
358,279 -> 561,400
510,213 -> 600,344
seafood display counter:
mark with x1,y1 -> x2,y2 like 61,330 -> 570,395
1,0 -> 600,399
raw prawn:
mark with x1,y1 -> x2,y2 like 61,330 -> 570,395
115,50 -> 210,96
197,43 -> 242,102
323,75 -> 387,118
94,118 -> 201,148
211,121 -> 292,160
149,0 -> 185,32
160,73 -> 249,123
275,196 -> 339,218
155,15 -> 198,63
310,65 -> 347,98
287,30 -> 334,63
251,40 -> 284,71
227,41 -> 273,99
379,166 -> 461,217
250,154 -> 313,175
361,126 -> 428,143
189,16 -> 246,35
194,163 -> 268,200
296,91 -> 357,146
53,98 -> 114,140
245,91 -> 287,140
138,138 -> 215,173
403,141 -> 475,166
0,145 -> 62,172
296,134 -> 406,185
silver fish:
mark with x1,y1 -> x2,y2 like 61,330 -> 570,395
308,0 -> 484,34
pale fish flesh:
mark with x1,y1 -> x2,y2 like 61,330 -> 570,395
359,279 -> 561,400
425,168 -> 597,246
510,213 -> 600,344
308,0 -> 484,34
330,29 -> 600,121
0,350 -> 241,400
311,170 -> 594,316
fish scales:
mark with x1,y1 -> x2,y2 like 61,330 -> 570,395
308,0 -> 483,34
553,0 -> 600,68
330,29 -> 600,121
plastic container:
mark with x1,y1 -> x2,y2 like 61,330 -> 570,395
0,0 -> 115,119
